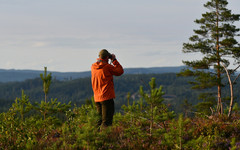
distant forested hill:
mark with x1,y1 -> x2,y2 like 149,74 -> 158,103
0,72 -> 239,113
0,66 -> 185,82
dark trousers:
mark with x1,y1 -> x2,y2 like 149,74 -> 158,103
95,99 -> 115,127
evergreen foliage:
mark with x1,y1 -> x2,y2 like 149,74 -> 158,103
40,67 -> 52,103
0,73 -> 196,113
179,0 -> 240,115
1,77 -> 240,149
11,90 -> 32,121
0,73 -> 240,115
139,77 -> 175,135
35,67 -> 71,120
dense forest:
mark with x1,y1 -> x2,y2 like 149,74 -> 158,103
0,72 -> 239,114
1,72 -> 240,149
0,73 -> 188,112
0,73 -> 208,112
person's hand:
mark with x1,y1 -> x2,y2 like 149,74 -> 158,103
111,54 -> 116,60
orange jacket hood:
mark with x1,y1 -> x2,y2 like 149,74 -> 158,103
91,60 -> 107,70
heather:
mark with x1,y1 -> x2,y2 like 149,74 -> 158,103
1,77 -> 240,149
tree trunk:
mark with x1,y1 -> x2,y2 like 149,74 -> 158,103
45,93 -> 47,103
150,103 -> 153,136
217,85 -> 223,115
216,1 -> 223,115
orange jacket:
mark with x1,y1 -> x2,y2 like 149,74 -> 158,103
91,59 -> 124,102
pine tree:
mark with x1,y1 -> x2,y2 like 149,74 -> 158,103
179,0 -> 240,115
40,67 -> 52,103
11,90 -> 32,121
139,77 -> 175,136
34,67 -> 71,120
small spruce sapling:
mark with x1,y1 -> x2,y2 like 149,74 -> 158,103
40,67 -> 52,103
34,67 -> 71,120
140,77 -> 175,136
11,90 -> 32,121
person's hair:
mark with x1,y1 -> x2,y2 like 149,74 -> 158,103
99,49 -> 111,59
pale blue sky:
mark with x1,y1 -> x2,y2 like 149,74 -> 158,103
0,0 -> 239,72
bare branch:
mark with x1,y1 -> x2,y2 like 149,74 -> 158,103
233,65 -> 240,73
233,73 -> 240,84
221,63 -> 234,118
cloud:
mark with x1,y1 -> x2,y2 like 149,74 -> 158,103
4,61 -> 15,69
32,42 -> 48,48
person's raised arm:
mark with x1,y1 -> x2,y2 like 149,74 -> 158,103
109,54 -> 124,76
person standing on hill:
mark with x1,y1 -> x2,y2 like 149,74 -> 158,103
91,49 -> 124,128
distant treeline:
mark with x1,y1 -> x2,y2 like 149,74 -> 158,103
0,66 -> 185,82
0,73 -> 239,113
